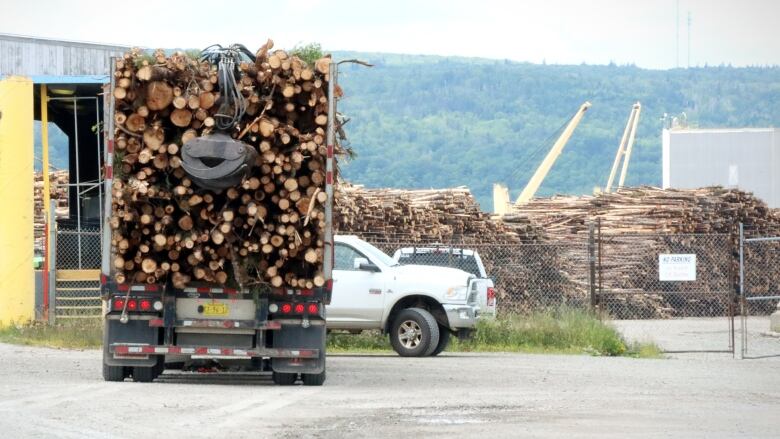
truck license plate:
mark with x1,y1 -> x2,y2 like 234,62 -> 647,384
203,303 -> 229,316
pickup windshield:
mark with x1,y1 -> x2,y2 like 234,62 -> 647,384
396,251 -> 482,278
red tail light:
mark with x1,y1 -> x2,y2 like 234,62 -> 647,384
126,299 -> 138,311
281,303 -> 292,314
139,299 -> 152,311
487,287 -> 496,305
294,303 -> 305,314
113,299 -> 125,310
307,303 -> 319,314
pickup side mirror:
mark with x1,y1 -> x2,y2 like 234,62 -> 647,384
354,257 -> 380,272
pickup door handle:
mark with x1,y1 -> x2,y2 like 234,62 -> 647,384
368,288 -> 382,295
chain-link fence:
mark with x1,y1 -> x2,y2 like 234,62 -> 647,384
740,228 -> 780,358
597,233 -> 735,319
54,226 -> 102,319
356,231 -> 738,320
56,225 -> 102,270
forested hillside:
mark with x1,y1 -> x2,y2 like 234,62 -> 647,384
334,52 -> 780,208
38,52 -> 780,209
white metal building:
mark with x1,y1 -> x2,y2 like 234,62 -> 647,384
662,128 -> 780,208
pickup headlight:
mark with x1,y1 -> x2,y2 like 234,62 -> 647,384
444,285 -> 468,301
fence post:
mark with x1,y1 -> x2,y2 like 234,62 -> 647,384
48,201 -> 57,325
738,222 -> 745,359
588,222 -> 596,312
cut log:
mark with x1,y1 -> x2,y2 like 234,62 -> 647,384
146,81 -> 174,111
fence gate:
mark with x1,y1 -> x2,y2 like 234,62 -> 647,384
739,225 -> 780,359
53,226 -> 102,320
595,230 -> 735,354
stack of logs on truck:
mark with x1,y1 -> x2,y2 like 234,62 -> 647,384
110,43 -> 334,291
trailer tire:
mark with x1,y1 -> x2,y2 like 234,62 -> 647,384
390,307 -> 440,357
132,366 -> 157,383
103,363 -> 126,382
302,370 -> 326,386
272,371 -> 298,385
302,356 -> 326,386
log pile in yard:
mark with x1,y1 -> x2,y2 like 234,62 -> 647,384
33,170 -> 69,251
502,186 -> 779,239
335,185 -> 523,243
110,41 -> 336,290
499,186 -> 780,317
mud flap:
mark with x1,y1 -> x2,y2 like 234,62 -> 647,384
271,323 -> 325,374
103,319 -> 159,367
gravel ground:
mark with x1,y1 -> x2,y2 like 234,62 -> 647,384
614,316 -> 780,358
1,342 -> 778,438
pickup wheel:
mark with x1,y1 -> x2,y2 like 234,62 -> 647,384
272,371 -> 298,385
429,326 -> 451,357
390,308 -> 440,357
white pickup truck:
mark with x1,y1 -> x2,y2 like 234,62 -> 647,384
393,246 -> 497,317
327,236 -> 480,357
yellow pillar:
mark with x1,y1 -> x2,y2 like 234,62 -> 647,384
0,76 -> 34,325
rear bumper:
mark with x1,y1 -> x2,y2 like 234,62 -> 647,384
109,344 -> 320,359
443,304 -> 478,329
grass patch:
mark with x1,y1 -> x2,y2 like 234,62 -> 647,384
328,309 -> 662,358
0,309 -> 661,358
0,319 -> 103,349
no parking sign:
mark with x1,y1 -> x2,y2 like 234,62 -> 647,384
658,254 -> 697,281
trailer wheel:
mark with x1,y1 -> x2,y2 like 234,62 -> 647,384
429,326 -> 451,357
132,366 -> 156,383
272,371 -> 298,385
102,363 -> 125,382
302,370 -> 326,386
389,307 -> 440,357
302,356 -> 326,386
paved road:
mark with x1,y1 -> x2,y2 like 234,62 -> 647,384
1,343 -> 778,438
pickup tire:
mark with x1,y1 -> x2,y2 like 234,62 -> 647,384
429,326 -> 451,356
390,308 -> 440,357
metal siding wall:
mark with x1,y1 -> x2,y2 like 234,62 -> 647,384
667,129 -> 779,208
0,36 -> 127,76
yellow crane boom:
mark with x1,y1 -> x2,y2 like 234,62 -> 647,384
604,102 -> 641,192
493,102 -> 591,216
515,101 -> 591,204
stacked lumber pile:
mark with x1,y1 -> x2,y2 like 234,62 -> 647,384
110,41 -> 335,289
33,170 -> 69,251
503,186 -> 777,239
336,185 -> 521,243
501,186 -> 780,317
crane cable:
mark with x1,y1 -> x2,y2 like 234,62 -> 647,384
505,114 -> 572,189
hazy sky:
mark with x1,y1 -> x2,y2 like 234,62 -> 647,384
1,0 -> 777,69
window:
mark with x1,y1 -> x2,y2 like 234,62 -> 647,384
397,251 -> 481,277
335,244 -> 367,271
